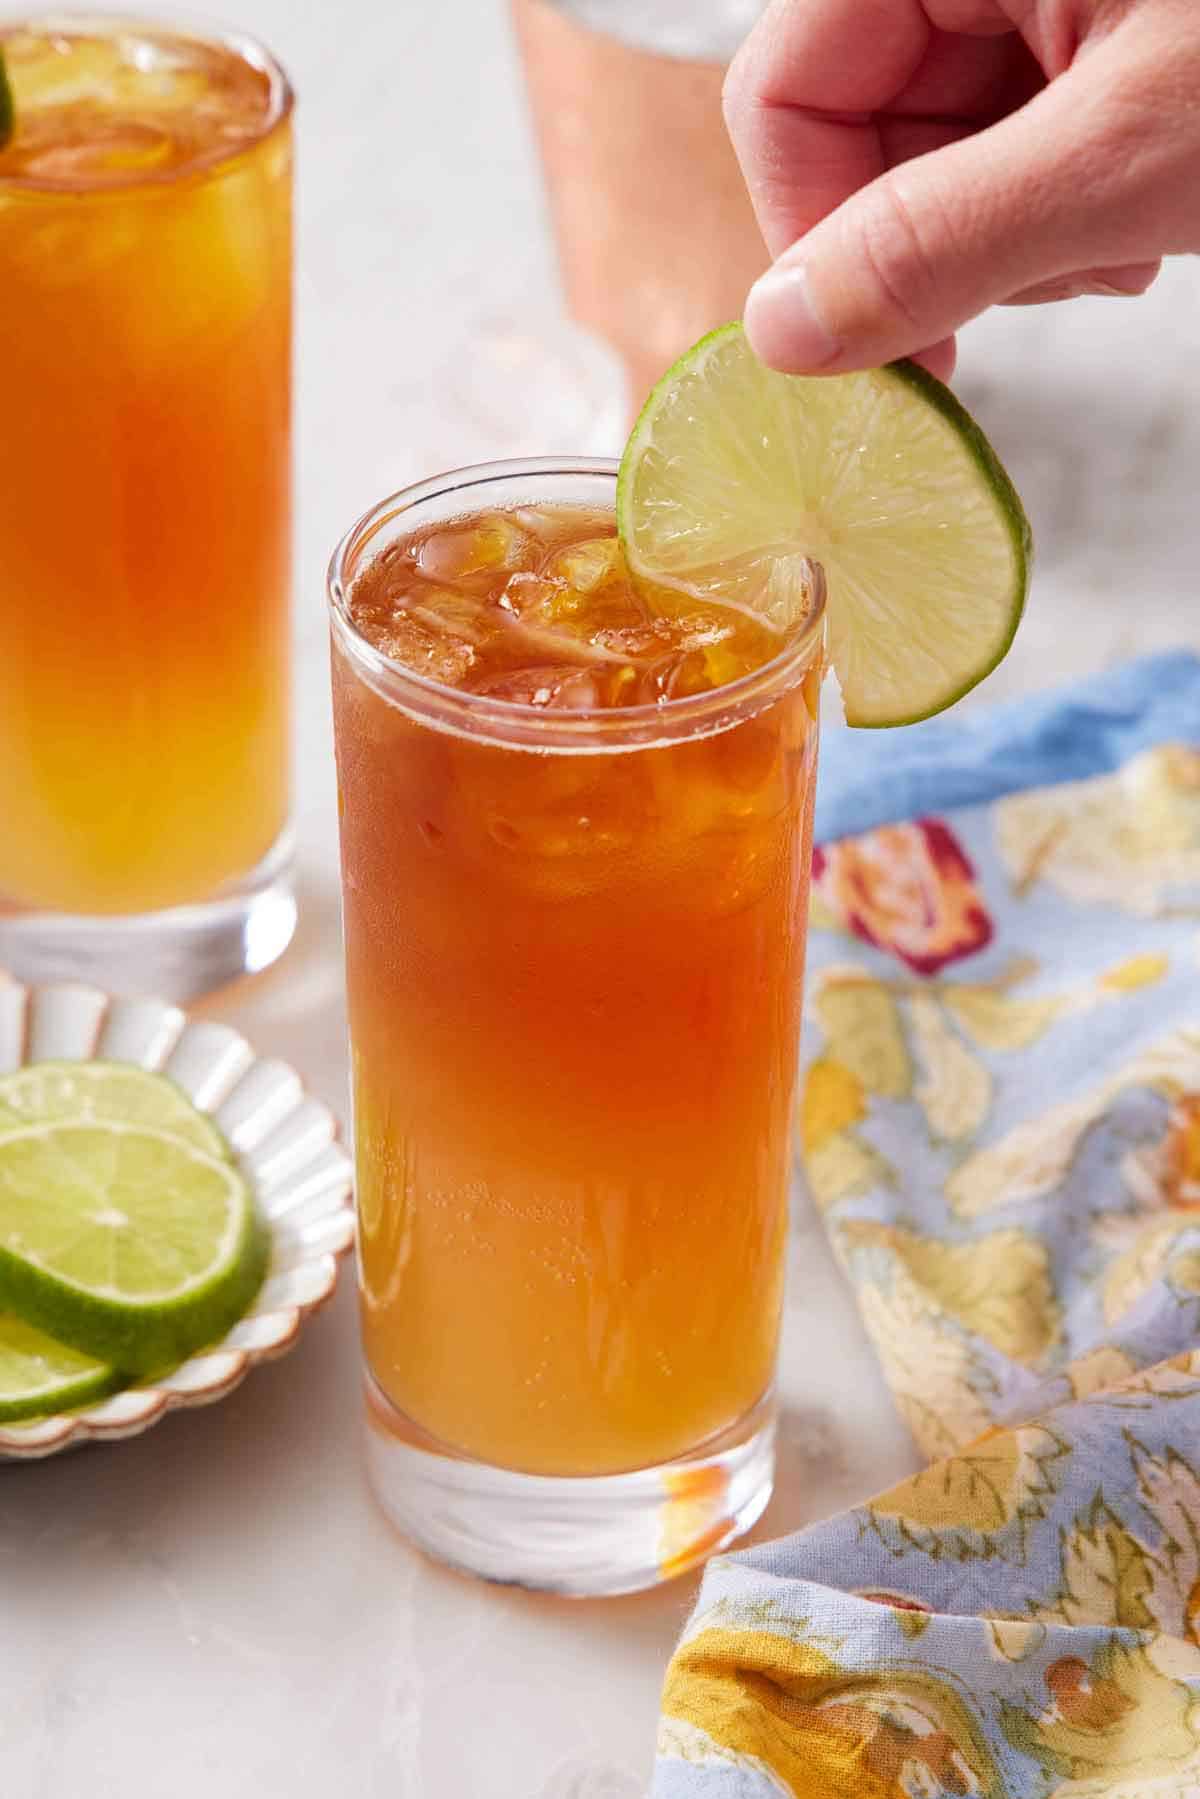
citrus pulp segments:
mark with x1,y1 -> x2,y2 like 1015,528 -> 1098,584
0,981 -> 354,1459
617,324 -> 1031,727
0,1059 -> 229,1158
0,1121 -> 268,1373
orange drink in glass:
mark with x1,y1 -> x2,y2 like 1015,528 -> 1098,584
329,461 -> 824,1593
0,15 -> 294,995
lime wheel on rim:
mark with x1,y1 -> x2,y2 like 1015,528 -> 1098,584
617,323 -> 1031,727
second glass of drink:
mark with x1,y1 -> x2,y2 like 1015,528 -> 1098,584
0,15 -> 294,997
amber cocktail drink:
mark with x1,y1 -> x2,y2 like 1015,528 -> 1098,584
0,16 -> 293,994
329,462 -> 823,1594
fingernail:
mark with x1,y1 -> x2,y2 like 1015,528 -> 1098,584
745,263 -> 840,371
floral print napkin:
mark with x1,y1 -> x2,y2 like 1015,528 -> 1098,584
654,656 -> 1200,1797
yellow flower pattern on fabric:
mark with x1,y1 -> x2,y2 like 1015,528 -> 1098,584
842,1221 -> 1060,1368
659,1378 -> 1200,1798
1032,1497 -> 1157,1630
867,1423 -> 1068,1550
996,745 -> 1200,916
1099,1220 -> 1189,1328
1067,1347 -> 1139,1403
942,980 -> 1066,1052
1002,1638 -> 1200,1793
855,1261 -> 996,1458
945,1028 -> 1200,1219
1098,954 -> 1171,994
908,993 -> 993,1144
662,1623 -> 1004,1798
1131,1447 -> 1200,1644
656,734 -> 1200,1799
801,1055 -> 868,1147
813,972 -> 912,1100
800,1055 -> 896,1212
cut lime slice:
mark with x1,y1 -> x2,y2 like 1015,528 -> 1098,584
0,1061 -> 229,1159
0,1314 -> 123,1422
0,51 -> 13,151
617,323 -> 1031,728
0,1122 -> 268,1374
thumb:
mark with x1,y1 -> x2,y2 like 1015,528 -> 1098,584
743,48 -> 1169,373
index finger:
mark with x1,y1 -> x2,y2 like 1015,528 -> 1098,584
723,0 -> 931,256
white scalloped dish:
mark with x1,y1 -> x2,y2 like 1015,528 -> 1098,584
0,980 -> 355,1460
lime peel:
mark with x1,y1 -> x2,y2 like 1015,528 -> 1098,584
617,322 -> 1031,729
0,1060 -> 231,1159
0,50 -> 12,151
0,1314 -> 124,1423
0,1120 -> 268,1374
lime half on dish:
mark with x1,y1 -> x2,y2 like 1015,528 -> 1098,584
0,1060 -> 230,1159
0,1120 -> 267,1373
0,1314 -> 123,1423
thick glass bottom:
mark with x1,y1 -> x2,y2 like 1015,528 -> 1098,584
363,1374 -> 775,1596
0,829 -> 296,1001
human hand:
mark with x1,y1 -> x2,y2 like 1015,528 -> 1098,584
723,0 -> 1200,380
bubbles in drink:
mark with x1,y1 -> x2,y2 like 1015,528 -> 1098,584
348,503 -> 793,710
474,666 -> 603,710
371,613 -> 477,689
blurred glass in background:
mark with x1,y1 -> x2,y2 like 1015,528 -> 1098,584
512,0 -> 770,419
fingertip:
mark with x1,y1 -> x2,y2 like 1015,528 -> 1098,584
745,270 -> 957,386
744,263 -> 841,374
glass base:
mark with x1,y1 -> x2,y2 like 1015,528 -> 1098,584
0,830 -> 296,1001
364,1375 -> 775,1596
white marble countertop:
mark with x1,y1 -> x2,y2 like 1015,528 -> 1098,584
3,4 -> 1199,1794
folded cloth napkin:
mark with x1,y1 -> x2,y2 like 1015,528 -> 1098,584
655,652 -> 1200,1798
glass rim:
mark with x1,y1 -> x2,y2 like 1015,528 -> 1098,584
0,9 -> 294,195
327,456 -> 827,754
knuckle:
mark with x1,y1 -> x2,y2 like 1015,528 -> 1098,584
852,179 -> 945,332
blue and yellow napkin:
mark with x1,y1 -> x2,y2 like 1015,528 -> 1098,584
655,653 -> 1200,1797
